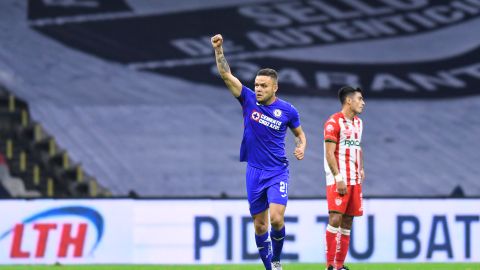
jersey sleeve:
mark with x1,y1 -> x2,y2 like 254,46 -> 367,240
287,105 -> 301,129
324,118 -> 340,143
236,85 -> 255,106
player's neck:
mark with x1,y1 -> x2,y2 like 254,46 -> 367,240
261,96 -> 277,106
341,108 -> 356,120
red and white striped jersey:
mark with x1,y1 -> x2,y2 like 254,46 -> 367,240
323,112 -> 363,186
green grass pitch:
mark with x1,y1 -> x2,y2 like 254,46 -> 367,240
1,263 -> 479,270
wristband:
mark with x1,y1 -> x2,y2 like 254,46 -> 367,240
334,174 -> 344,183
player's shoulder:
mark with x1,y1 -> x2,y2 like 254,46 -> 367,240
277,98 -> 298,112
239,85 -> 255,102
276,97 -> 292,106
243,85 -> 255,95
324,112 -> 342,124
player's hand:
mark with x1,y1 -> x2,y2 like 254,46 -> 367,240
336,180 -> 347,196
360,169 -> 365,184
211,34 -> 223,49
294,147 -> 304,160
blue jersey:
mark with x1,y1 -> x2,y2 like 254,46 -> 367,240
237,85 -> 301,170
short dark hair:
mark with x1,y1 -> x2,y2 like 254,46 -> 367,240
257,68 -> 278,81
338,86 -> 363,104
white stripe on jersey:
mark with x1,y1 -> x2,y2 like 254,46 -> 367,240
351,118 -> 360,184
348,119 -> 356,185
338,119 -> 347,183
356,118 -> 363,182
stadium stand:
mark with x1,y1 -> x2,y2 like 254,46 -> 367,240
0,0 -> 479,198
0,84 -> 107,198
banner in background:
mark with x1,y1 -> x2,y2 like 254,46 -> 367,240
133,199 -> 480,263
28,0 -> 131,20
0,199 -> 478,264
0,200 -> 133,264
29,0 -> 480,98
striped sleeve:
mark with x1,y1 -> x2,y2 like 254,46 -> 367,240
324,118 -> 339,143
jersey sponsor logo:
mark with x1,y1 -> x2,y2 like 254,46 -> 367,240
250,110 -> 283,130
251,111 -> 261,121
273,109 -> 282,118
344,139 -> 361,147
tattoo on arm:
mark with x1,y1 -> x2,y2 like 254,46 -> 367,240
328,162 -> 337,176
216,53 -> 231,74
214,47 -> 242,96
294,131 -> 306,149
295,137 -> 302,148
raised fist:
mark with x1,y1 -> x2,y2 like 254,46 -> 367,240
211,34 -> 223,49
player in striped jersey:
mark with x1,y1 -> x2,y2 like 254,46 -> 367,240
323,86 -> 365,270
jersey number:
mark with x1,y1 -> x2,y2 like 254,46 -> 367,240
280,181 -> 288,194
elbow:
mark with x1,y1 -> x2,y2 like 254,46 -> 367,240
219,72 -> 231,81
220,73 -> 229,80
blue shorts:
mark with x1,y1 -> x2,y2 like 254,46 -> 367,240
246,164 -> 289,216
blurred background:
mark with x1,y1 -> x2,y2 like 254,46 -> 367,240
0,0 -> 479,266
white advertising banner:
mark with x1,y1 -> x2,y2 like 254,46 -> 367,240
0,199 -> 133,264
0,199 -> 478,264
132,199 -> 480,264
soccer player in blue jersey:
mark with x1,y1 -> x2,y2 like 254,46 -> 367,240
212,34 -> 307,270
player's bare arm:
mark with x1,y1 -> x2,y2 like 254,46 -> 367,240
291,126 -> 306,160
325,141 -> 347,195
211,34 -> 242,97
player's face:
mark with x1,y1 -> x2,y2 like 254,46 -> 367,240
254,75 -> 278,104
349,92 -> 365,115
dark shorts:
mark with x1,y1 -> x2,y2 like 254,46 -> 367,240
246,165 -> 289,216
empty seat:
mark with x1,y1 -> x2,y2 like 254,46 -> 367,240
1,176 -> 41,197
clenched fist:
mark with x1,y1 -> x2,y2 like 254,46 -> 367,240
211,34 -> 223,49
294,147 -> 304,160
